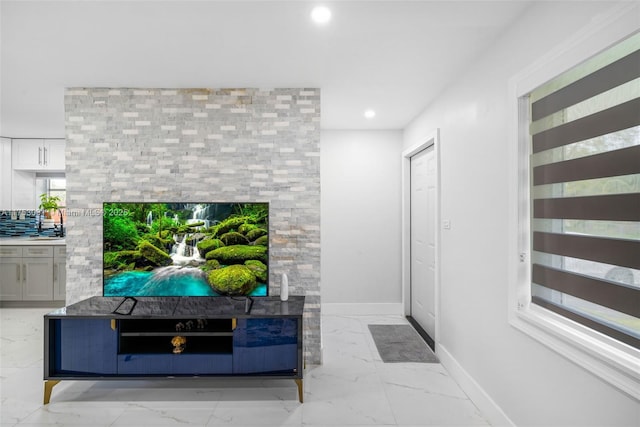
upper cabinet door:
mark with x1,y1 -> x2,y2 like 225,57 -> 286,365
12,139 -> 44,170
12,139 -> 65,171
45,140 -> 65,171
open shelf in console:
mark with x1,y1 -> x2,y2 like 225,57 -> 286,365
119,318 -> 232,334
118,318 -> 233,355
119,335 -> 233,354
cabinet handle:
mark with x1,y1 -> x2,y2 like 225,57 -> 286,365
23,265 -> 27,281
43,146 -> 48,166
54,264 -> 57,281
38,147 -> 42,165
16,265 -> 21,281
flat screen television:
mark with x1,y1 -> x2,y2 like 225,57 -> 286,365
103,202 -> 268,297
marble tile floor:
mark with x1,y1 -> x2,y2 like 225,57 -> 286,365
1,307 -> 490,426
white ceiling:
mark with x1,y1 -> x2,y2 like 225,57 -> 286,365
0,0 -> 532,137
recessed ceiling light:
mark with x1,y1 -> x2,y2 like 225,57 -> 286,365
364,109 -> 376,119
311,6 -> 332,25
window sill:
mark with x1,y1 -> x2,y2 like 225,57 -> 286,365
510,304 -> 640,401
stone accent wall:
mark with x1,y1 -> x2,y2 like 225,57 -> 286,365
64,88 -> 321,364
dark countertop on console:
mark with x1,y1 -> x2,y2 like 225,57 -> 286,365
45,296 -> 305,319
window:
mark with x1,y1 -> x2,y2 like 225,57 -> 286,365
510,27 -> 640,399
48,178 -> 67,209
528,34 -> 640,349
36,176 -> 66,209
35,175 -> 66,224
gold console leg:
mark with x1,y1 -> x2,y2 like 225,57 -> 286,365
294,378 -> 303,403
43,380 -> 60,405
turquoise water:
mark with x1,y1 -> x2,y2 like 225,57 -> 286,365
104,267 -> 267,297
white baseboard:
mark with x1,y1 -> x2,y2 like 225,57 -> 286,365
437,344 -> 514,427
322,302 -> 403,316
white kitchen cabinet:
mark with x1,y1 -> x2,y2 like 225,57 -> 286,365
0,255 -> 23,301
12,139 -> 65,171
23,257 -> 54,300
0,138 -> 12,209
12,139 -> 43,170
53,246 -> 66,301
22,246 -> 54,300
46,140 -> 66,170
0,245 -> 64,302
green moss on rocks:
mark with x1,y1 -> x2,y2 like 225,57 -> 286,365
143,234 -> 173,251
215,216 -> 248,236
208,265 -> 257,295
138,241 -> 172,267
104,250 -> 141,270
196,238 -> 224,258
220,232 -> 249,246
201,259 -> 221,272
246,228 -> 267,241
253,235 -> 268,247
205,244 -> 267,264
238,223 -> 258,235
244,260 -> 267,282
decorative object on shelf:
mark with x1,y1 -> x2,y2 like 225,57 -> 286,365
38,194 -> 60,220
280,272 -> 289,302
175,322 -> 184,331
171,335 -> 186,354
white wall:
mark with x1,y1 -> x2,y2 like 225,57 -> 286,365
11,170 -> 35,210
321,130 -> 403,307
0,138 -> 11,209
404,1 -> 639,426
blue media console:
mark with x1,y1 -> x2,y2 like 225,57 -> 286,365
44,296 -> 304,403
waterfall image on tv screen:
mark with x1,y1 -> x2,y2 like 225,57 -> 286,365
103,202 -> 268,297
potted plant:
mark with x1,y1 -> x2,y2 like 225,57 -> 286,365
39,193 -> 61,221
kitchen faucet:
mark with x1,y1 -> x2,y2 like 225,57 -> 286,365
37,209 -> 65,237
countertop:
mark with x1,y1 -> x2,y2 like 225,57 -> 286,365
0,237 -> 66,246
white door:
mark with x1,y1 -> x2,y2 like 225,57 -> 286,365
410,145 -> 436,340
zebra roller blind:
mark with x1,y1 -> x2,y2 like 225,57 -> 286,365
528,33 -> 640,349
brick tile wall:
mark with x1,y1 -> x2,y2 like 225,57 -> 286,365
64,88 -> 321,363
